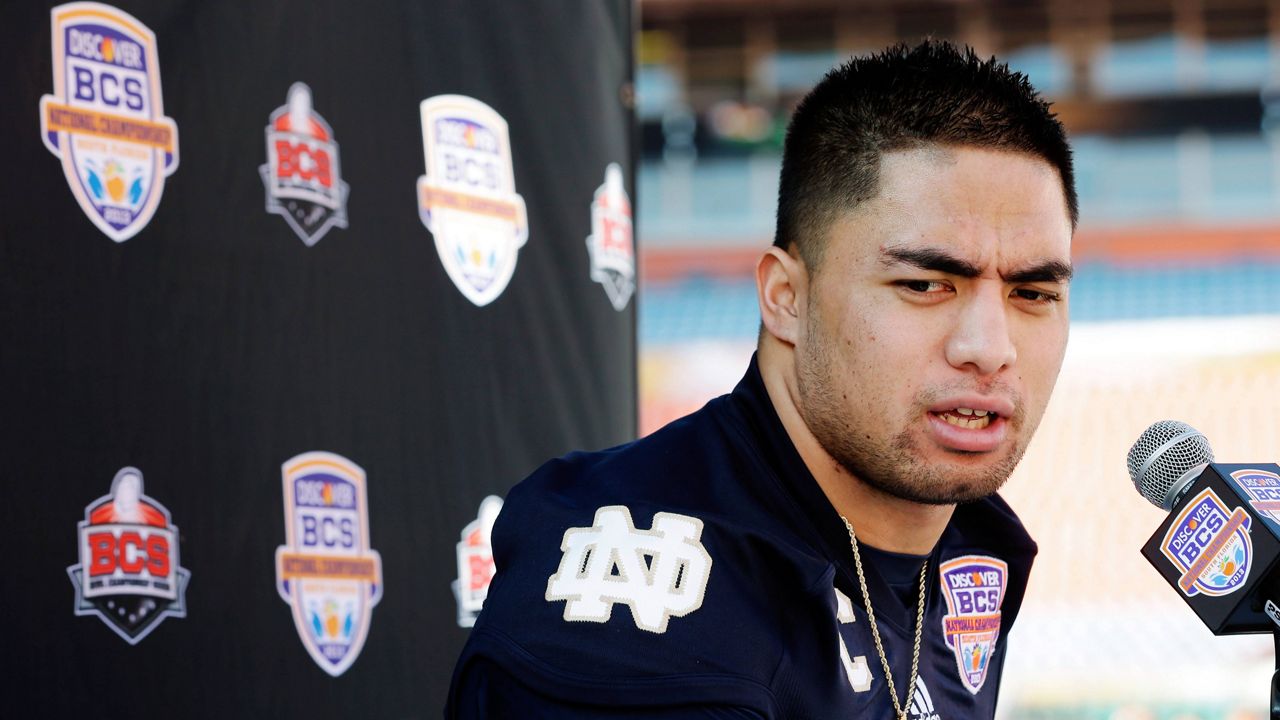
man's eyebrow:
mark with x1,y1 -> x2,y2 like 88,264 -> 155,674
881,246 -> 1073,283
1005,260 -> 1074,284
880,247 -> 982,278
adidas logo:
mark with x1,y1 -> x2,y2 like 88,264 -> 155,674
909,677 -> 942,720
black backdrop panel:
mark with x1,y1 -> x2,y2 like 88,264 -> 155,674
1,0 -> 636,716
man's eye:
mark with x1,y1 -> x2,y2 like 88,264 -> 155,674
898,280 -> 949,293
1012,288 -> 1061,303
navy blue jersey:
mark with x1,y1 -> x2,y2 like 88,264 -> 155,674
447,356 -> 1037,719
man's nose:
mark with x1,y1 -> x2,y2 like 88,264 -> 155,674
944,286 -> 1016,375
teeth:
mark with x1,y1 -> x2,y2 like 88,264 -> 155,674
940,411 -> 993,429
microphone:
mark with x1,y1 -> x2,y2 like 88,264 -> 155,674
1128,420 -> 1280,634
1126,420 -> 1215,511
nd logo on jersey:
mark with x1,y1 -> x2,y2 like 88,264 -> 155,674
586,163 -> 635,311
67,467 -> 190,644
1161,487 -> 1251,597
39,2 -> 179,242
260,83 -> 349,246
939,555 -> 1006,695
417,95 -> 529,307
1231,469 -> 1280,525
546,506 -> 712,634
275,452 -> 382,677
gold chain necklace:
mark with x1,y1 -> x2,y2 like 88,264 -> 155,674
841,516 -> 928,720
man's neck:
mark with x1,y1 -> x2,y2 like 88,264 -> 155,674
757,342 -> 955,555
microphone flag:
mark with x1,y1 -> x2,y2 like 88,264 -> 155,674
1141,463 -> 1280,635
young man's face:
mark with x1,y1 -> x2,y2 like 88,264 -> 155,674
795,146 -> 1073,504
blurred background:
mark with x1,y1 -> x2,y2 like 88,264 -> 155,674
633,0 -> 1280,718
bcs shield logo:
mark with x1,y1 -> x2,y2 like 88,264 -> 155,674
939,555 -> 1006,695
452,495 -> 503,627
259,83 -> 349,246
1231,469 -> 1280,525
417,95 -> 529,306
67,467 -> 190,644
275,452 -> 382,677
586,163 -> 635,311
1160,487 -> 1252,597
39,2 -> 179,242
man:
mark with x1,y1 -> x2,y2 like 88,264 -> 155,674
447,39 -> 1076,719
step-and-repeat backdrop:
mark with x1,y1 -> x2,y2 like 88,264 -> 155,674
1,1 -> 636,716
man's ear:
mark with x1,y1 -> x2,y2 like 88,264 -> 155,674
756,246 -> 807,346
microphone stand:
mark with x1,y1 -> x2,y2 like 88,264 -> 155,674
1272,630 -> 1280,720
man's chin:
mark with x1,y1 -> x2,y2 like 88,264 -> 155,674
871,481 -> 998,506
912,482 -> 1004,505
861,459 -> 1016,505
817,422 -> 1024,505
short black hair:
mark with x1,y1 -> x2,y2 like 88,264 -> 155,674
775,40 -> 1077,269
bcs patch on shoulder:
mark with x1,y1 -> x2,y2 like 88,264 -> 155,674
40,2 -> 178,242
939,555 -> 1006,695
1160,487 -> 1252,597
545,506 -> 711,634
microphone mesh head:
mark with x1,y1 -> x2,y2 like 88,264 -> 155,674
1126,420 -> 1214,510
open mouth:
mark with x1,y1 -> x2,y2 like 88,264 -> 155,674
934,408 -> 994,430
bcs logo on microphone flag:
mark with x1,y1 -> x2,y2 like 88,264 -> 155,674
452,495 -> 503,628
276,452 -> 382,677
67,467 -> 190,644
260,83 -> 349,246
417,95 -> 528,307
39,2 -> 178,242
1160,487 -> 1252,597
586,163 -> 635,311
1231,469 -> 1280,526
939,555 -> 1006,695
